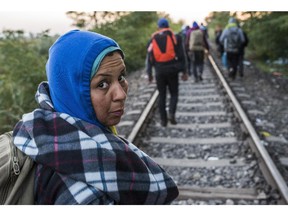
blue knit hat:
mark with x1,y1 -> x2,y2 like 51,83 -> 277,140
157,18 -> 169,28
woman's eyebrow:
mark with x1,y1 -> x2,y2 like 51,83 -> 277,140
93,70 -> 114,78
97,68 -> 126,76
96,73 -> 111,77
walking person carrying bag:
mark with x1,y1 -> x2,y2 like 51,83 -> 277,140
146,18 -> 188,127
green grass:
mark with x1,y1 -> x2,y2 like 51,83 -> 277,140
253,60 -> 288,78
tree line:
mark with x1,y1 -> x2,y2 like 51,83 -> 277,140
207,12 -> 288,64
0,11 -> 287,133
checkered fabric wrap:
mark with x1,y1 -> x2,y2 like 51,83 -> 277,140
13,82 -> 178,204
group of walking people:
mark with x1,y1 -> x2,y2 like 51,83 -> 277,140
145,18 -> 209,127
146,17 -> 249,128
181,21 -> 210,81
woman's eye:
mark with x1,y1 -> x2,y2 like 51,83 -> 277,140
119,74 -> 126,82
98,81 -> 109,89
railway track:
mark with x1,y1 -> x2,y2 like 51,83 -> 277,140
117,54 -> 288,205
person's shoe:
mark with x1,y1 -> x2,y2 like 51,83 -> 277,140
199,75 -> 203,81
169,117 -> 177,125
168,114 -> 177,125
228,68 -> 233,77
161,120 -> 167,127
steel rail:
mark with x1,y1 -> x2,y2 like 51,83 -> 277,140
127,89 -> 159,143
208,54 -> 288,204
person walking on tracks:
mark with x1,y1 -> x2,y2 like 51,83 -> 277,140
179,25 -> 191,76
215,25 -> 224,58
146,18 -> 188,127
185,21 -> 198,75
238,27 -> 249,77
7,30 -> 179,204
188,21 -> 210,82
220,17 -> 245,80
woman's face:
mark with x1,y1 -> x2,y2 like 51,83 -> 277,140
90,52 -> 128,127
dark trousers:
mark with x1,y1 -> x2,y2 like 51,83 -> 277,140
186,51 -> 192,76
190,50 -> 204,80
227,52 -> 240,79
155,70 -> 179,122
238,53 -> 244,77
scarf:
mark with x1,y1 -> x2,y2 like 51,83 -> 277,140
13,82 -> 178,204
225,22 -> 237,29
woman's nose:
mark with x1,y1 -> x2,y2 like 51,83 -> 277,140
112,82 -> 127,101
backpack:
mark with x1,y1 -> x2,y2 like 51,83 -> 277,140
226,28 -> 241,53
174,33 -> 185,63
0,131 -> 36,204
173,33 -> 186,72
150,28 -> 178,63
189,29 -> 204,51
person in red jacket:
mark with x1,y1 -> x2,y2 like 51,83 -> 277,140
146,18 -> 188,126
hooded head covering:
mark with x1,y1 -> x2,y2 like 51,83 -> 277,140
46,30 -> 124,127
157,18 -> 169,28
192,21 -> 199,29
181,25 -> 189,32
228,17 -> 237,23
226,17 -> 238,29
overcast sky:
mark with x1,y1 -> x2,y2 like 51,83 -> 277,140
0,11 -> 74,35
0,0 -> 285,35
0,11 -> 211,35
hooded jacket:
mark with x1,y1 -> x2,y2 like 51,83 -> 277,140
219,18 -> 245,52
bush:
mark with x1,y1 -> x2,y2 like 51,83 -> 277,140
0,32 -> 54,133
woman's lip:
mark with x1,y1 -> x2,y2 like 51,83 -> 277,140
110,109 -> 124,116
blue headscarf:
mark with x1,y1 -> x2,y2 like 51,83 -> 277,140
192,21 -> 199,29
46,30 -> 124,128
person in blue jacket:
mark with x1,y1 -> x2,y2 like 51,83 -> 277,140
12,30 -> 179,204
220,17 -> 245,79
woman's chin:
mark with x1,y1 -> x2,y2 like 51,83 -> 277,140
105,117 -> 122,127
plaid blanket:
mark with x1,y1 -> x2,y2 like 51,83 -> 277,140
13,82 -> 178,204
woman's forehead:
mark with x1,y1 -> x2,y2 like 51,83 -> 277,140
98,52 -> 125,71
101,52 -> 123,63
